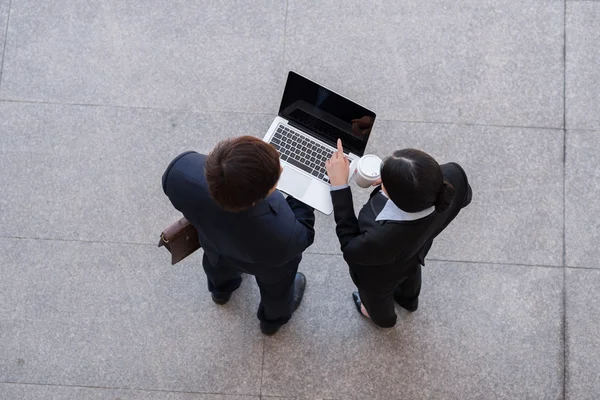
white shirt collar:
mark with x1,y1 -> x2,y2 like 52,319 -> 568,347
375,190 -> 435,222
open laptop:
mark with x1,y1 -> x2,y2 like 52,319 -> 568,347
263,71 -> 376,214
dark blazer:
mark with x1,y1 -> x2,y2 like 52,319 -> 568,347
162,151 -> 315,268
330,162 -> 472,291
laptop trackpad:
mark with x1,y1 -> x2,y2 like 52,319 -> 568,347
280,166 -> 312,199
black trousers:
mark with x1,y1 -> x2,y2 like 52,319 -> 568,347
202,253 -> 300,330
357,262 -> 422,328
354,169 -> 472,329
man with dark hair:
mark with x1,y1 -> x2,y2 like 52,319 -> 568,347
162,136 -> 315,334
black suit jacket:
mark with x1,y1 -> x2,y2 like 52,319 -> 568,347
162,151 -> 315,268
330,162 -> 472,291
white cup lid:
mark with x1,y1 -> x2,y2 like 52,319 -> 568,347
358,155 -> 382,177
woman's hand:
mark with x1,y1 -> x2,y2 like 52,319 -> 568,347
325,139 -> 350,186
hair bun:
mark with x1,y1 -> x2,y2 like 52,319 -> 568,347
435,181 -> 456,212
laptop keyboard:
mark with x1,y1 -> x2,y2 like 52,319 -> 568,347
269,125 -> 336,183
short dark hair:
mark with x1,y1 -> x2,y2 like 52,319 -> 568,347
205,136 -> 281,212
381,149 -> 455,212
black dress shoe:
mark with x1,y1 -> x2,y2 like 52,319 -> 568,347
352,291 -> 368,317
211,292 -> 232,305
395,297 -> 418,312
292,272 -> 306,311
260,272 -> 307,335
260,322 -> 280,335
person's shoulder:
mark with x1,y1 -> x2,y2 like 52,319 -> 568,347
174,151 -> 204,165
162,151 -> 207,194
165,151 -> 202,174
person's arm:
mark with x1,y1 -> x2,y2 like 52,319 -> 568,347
330,187 -> 360,246
326,140 -> 398,266
329,187 -> 396,265
284,196 -> 316,254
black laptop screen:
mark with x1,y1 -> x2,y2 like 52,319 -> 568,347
278,71 -> 376,157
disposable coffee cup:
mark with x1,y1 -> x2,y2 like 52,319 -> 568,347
355,155 -> 382,188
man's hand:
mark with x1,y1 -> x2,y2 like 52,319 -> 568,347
326,139 -> 350,186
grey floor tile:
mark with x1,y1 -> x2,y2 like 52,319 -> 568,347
285,0 -> 564,128
0,0 -> 286,112
0,383 -> 258,400
566,130 -> 600,268
0,0 -> 9,75
262,254 -> 564,400
261,397 -> 324,400
566,268 -> 600,400
262,396 -> 337,400
566,2 -> 600,130
260,398 -> 296,400
262,396 -> 356,400
309,121 -> 564,267
0,237 -> 263,394
0,102 -> 274,243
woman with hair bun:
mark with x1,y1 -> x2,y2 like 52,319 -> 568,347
326,140 -> 472,328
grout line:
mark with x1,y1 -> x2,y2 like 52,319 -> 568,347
260,396 -> 331,400
0,234 -> 574,271
563,127 -> 600,133
563,0 -> 568,132
562,0 -> 568,270
0,97 -> 566,132
259,396 -> 332,400
259,333 -> 266,398
2,235 -> 588,272
0,380 -> 257,398
564,265 -> 600,271
562,2 -> 568,399
563,129 -> 568,243
426,257 -> 563,269
375,118 -> 564,132
563,266 -> 568,400
0,97 -> 276,116
0,0 -> 12,94
563,267 -> 568,400
305,250 -> 565,269
0,235 -> 155,247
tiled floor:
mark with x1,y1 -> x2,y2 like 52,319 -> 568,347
0,1 -> 598,399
